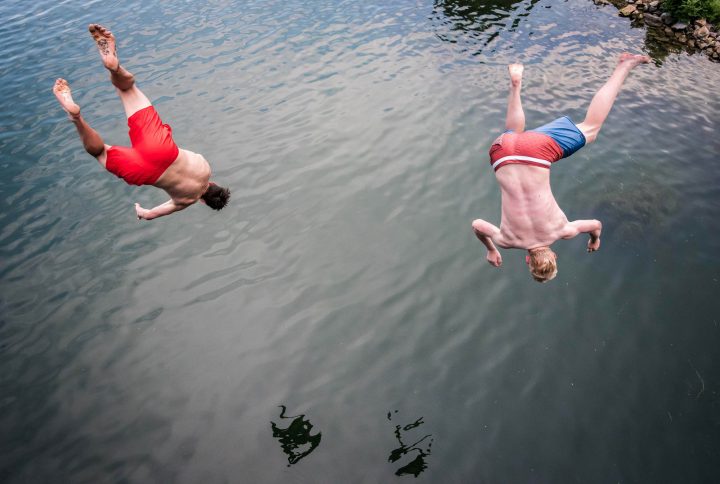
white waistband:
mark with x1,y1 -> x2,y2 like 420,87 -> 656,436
492,155 -> 552,169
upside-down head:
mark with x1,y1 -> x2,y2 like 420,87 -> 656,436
526,247 -> 558,283
201,182 -> 231,211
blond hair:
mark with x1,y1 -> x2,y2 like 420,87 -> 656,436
528,247 -> 558,283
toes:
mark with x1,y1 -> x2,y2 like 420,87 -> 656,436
96,25 -> 112,37
53,78 -> 70,93
89,23 -> 113,40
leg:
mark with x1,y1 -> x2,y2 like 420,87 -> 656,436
116,86 -> 152,118
576,53 -> 650,143
53,79 -> 108,165
89,24 -> 151,117
505,64 -> 525,132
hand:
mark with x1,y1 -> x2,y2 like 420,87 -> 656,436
135,203 -> 147,220
486,250 -> 502,267
587,237 -> 601,252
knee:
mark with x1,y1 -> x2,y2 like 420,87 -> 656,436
86,144 -> 106,158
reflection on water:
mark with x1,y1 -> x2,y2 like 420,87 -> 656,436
270,406 -> 321,466
434,0 -> 709,64
387,411 -> 434,478
432,0 -> 541,56
595,1 -> 700,63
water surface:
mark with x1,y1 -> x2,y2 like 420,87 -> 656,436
2,0 -> 720,482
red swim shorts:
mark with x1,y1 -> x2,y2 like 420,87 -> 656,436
489,131 -> 563,172
106,106 -> 180,186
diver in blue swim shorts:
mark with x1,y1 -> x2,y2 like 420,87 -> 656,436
472,54 -> 651,282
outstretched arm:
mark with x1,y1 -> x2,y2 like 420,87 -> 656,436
563,219 -> 602,252
135,200 -> 190,221
472,219 -> 503,267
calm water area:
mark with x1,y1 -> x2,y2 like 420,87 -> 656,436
2,0 -> 720,482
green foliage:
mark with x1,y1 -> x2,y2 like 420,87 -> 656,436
662,0 -> 720,22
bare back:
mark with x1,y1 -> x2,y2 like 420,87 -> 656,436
493,164 -> 568,249
154,149 -> 211,204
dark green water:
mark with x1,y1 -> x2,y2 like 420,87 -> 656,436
1,0 -> 720,482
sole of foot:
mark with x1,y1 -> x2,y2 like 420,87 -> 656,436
89,23 -> 119,71
508,63 -> 524,85
53,78 -> 80,116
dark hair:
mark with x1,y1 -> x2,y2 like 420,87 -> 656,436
201,183 -> 230,210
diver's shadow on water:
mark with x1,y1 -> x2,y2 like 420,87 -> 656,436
387,410 -> 434,478
270,405 -> 321,466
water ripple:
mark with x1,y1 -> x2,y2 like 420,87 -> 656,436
2,0 -> 720,482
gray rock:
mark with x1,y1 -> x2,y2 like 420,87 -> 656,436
664,26 -> 673,34
688,39 -> 696,48
649,0 -> 659,7
661,12 -> 674,25
671,22 -> 687,30
644,13 -> 663,26
678,34 -> 687,43
695,18 -> 707,27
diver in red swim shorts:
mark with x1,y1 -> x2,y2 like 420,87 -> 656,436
53,24 -> 230,220
471,54 -> 650,282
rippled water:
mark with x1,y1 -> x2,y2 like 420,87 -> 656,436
2,0 -> 720,482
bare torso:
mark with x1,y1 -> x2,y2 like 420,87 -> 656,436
154,148 -> 211,204
493,164 -> 568,249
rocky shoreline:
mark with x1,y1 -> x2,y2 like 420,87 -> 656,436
593,0 -> 720,62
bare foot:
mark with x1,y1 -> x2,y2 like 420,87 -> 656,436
89,24 -> 118,71
618,53 -> 651,68
508,63 -> 524,87
52,78 -> 80,117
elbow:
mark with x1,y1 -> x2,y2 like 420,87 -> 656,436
471,219 -> 485,239
471,219 -> 486,234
